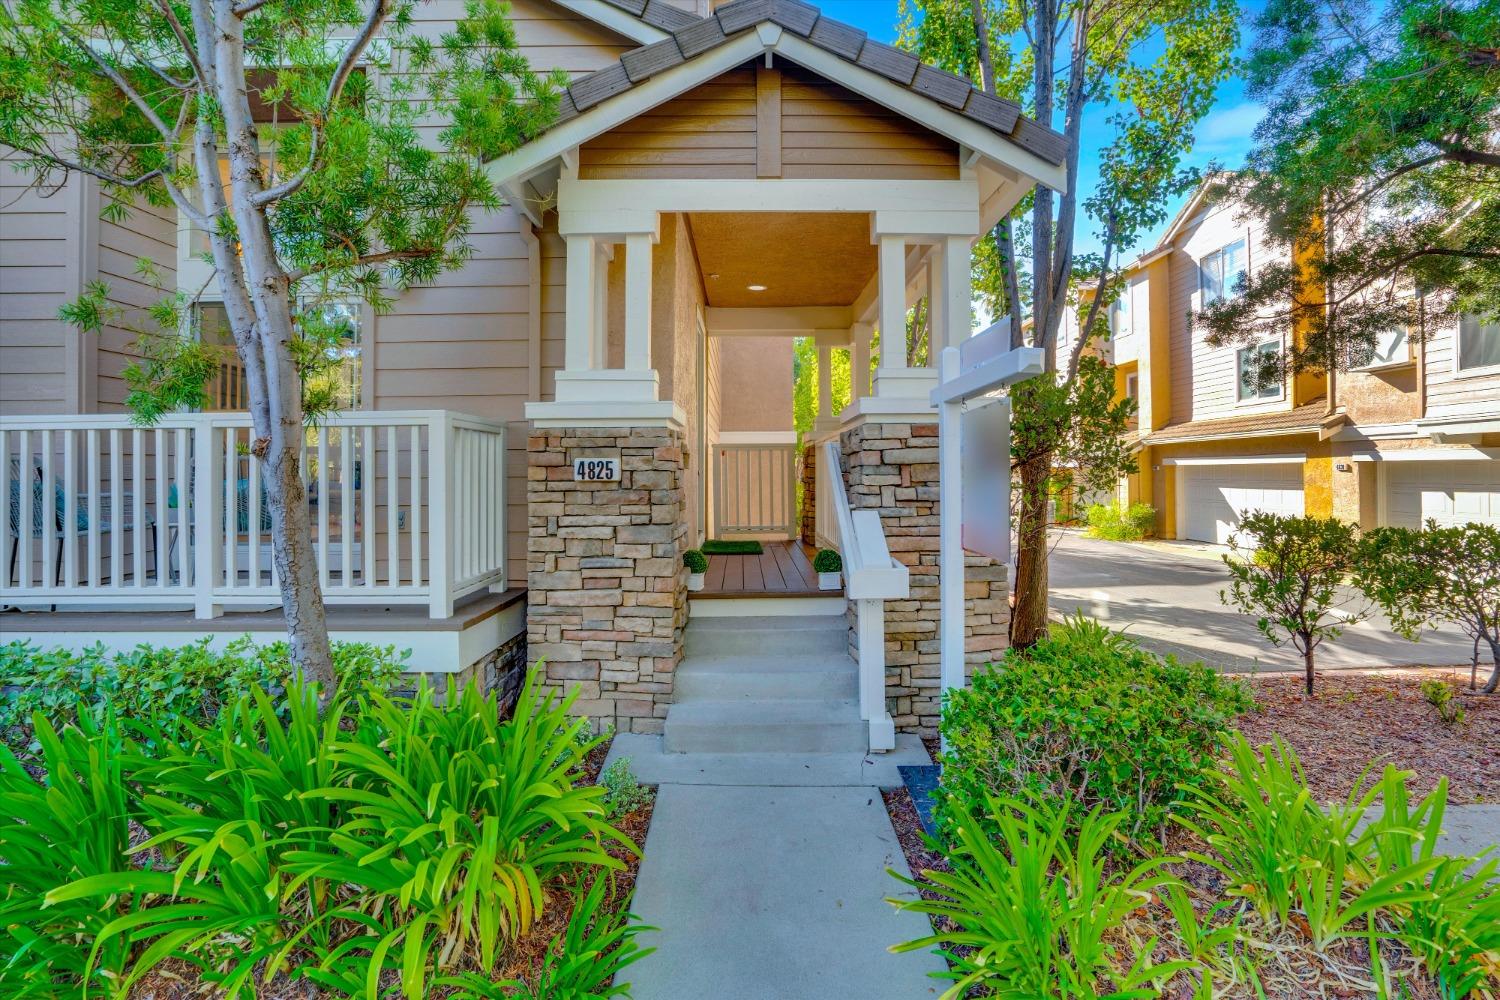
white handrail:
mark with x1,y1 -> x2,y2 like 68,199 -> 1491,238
821,440 -> 906,751
0,410 -> 505,619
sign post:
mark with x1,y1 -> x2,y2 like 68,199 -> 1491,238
930,322 -> 1044,747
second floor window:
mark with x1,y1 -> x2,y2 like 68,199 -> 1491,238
1200,238 -> 1247,307
1458,313 -> 1500,373
1237,340 -> 1282,402
1350,325 -> 1411,369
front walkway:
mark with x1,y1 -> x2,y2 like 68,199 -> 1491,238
620,782 -> 945,1000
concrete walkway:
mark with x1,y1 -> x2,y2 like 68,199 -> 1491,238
620,782 -> 946,1000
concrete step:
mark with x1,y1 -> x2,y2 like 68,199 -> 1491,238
603,732 -> 932,789
664,698 -> 867,754
683,614 -> 846,658
673,653 -> 858,702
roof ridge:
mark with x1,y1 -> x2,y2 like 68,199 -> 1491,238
552,0 -> 1067,167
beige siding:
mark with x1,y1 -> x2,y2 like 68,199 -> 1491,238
580,63 -> 959,181
1165,200 -> 1291,423
95,197 -> 176,412
0,170 -> 79,414
1424,316 -> 1500,419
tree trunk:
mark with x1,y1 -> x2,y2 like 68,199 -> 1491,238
1302,637 -> 1316,696
1484,634 -> 1500,695
1010,448 -> 1052,648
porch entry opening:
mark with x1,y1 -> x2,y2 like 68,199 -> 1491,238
711,443 -> 797,538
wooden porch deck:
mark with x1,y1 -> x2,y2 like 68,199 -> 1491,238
696,541 -> 827,599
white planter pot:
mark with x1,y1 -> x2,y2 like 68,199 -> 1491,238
818,571 -> 841,591
687,571 -> 706,592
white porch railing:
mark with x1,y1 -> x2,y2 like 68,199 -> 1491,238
711,442 -> 797,538
821,440 -> 908,751
1,410 -> 505,619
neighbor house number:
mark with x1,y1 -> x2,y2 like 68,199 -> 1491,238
572,457 -> 620,482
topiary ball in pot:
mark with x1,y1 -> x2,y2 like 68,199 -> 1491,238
684,549 -> 708,591
813,548 -> 842,590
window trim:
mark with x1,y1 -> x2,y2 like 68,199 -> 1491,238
1351,323 -> 1415,372
1198,235 -> 1249,309
1235,338 -> 1285,405
1454,313 -> 1500,379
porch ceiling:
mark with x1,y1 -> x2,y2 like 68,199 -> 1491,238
686,211 -> 876,308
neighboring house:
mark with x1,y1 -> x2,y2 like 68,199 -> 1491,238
1087,180 -> 1500,544
0,0 -> 1065,747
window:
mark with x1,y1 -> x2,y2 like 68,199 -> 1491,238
1236,340 -> 1282,401
300,299 -> 364,410
1125,372 -> 1139,400
1110,293 -> 1129,339
1350,325 -> 1411,369
191,299 -> 363,411
1458,313 -> 1500,372
1199,238 -> 1247,306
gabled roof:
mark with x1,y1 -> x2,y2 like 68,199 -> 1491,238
549,0 -> 702,44
542,0 -> 1067,166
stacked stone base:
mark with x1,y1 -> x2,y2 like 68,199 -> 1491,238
526,426 -> 688,735
841,420 -> 1009,735
800,443 -> 817,547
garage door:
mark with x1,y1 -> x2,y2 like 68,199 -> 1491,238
1387,461 -> 1500,529
1182,463 -> 1305,545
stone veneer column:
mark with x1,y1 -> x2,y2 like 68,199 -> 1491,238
527,426 -> 688,735
800,443 -> 817,547
840,420 -> 1009,735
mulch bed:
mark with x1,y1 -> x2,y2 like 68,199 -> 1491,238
130,735 -> 656,999
883,674 -> 1496,999
1236,667 -> 1498,804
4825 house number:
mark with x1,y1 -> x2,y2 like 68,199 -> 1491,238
572,457 -> 620,482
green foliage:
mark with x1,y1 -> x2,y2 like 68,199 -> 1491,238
889,793 -> 1189,1000
792,337 -> 855,436
1084,501 -> 1156,541
1012,356 -> 1139,518
0,672 -> 636,999
1219,512 -> 1368,694
813,549 -> 842,573
683,549 -> 708,574
1200,0 -> 1500,383
599,758 -> 653,820
1355,521 -> 1500,693
938,616 -> 1252,849
0,636 -> 406,754
1419,678 -> 1467,728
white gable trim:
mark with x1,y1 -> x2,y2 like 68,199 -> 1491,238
547,0 -> 670,45
486,26 -> 1067,196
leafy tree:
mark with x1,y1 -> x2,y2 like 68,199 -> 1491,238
0,0 -> 561,686
898,0 -> 1238,646
1199,0 -> 1500,386
1219,512 -> 1369,695
1355,522 -> 1500,694
791,336 -> 855,437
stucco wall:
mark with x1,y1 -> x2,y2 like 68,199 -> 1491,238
716,336 -> 794,433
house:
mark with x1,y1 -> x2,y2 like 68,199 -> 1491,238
1085,180 -> 1500,544
0,0 -> 1064,749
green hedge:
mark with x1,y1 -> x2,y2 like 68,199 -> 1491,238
939,615 -> 1252,849
0,636 -> 407,753
1084,500 -> 1156,541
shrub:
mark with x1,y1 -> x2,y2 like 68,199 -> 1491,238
1083,500 -> 1155,541
1355,521 -> 1500,693
889,793 -> 1187,999
600,758 -> 653,818
683,549 -> 708,574
813,548 -> 841,573
939,615 -> 1251,848
1419,678 -> 1466,727
0,636 -> 406,753
1220,511 -> 1369,694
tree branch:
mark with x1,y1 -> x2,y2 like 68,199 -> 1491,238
154,0 -> 206,81
7,146 -> 166,190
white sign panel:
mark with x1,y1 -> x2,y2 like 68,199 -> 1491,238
961,397 -> 1010,563
572,456 -> 620,482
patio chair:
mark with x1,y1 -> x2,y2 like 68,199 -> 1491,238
6,458 -> 157,588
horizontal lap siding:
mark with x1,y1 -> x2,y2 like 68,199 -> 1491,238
581,70 -> 758,179
96,198 -> 176,411
1424,317 -> 1500,417
0,172 -> 74,414
778,66 -> 958,181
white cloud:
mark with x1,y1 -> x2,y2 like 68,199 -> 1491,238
1195,102 -> 1266,160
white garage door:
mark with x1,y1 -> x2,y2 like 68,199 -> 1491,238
1182,463 -> 1305,545
1387,460 -> 1500,529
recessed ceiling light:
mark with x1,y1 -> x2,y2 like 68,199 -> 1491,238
707,273 -> 720,279
747,284 -> 767,292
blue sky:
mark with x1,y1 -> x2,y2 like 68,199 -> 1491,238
814,0 -> 1266,259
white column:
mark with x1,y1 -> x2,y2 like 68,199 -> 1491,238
592,242 -> 610,368
925,254 -> 943,365
563,234 -> 596,372
624,232 -> 653,373
940,234 -> 972,354
851,323 -> 873,399
877,234 -> 906,372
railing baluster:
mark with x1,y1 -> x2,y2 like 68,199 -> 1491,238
86,429 -> 101,587
154,429 -> 167,588
16,430 -> 32,590
411,424 -> 422,589
62,430 -> 76,589
317,426 -> 329,590
109,429 -> 122,588
247,445 -> 261,589
386,425 -> 398,587
224,427 -> 236,590
132,428 -> 144,589
341,428 -> 353,590
363,425 -> 375,589
175,428 -> 190,588
0,432 -> 11,588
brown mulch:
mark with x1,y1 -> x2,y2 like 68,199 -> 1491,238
1237,667 -> 1499,804
128,735 -> 656,999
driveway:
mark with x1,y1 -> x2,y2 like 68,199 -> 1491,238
1048,532 -> 1480,673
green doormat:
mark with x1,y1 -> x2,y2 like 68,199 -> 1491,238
702,539 -> 764,555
